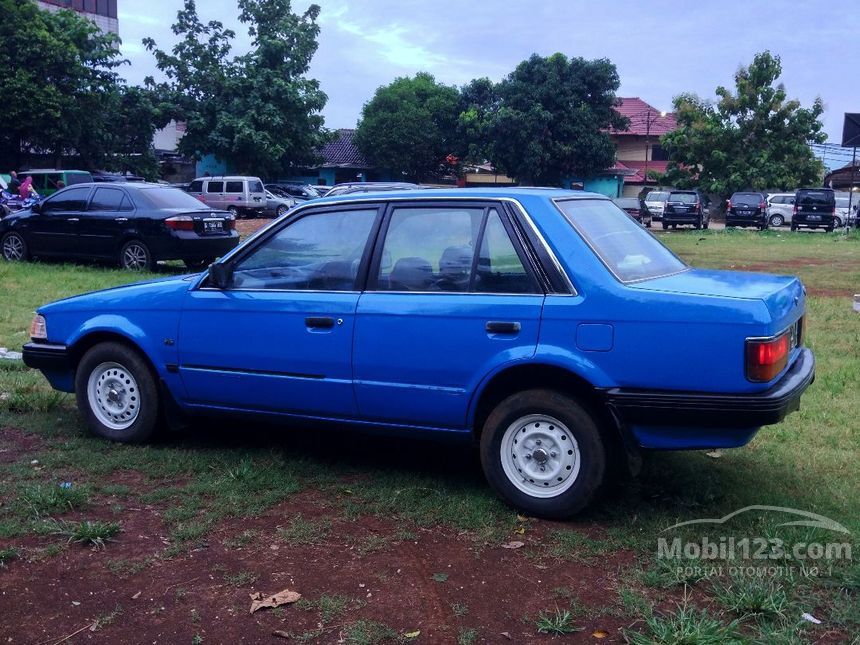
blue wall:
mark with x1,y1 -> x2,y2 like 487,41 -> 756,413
563,176 -> 624,197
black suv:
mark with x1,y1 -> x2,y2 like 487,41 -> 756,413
662,190 -> 710,229
792,188 -> 836,232
726,192 -> 768,230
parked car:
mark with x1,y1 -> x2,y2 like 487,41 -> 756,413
21,188 -> 814,518
92,172 -> 146,183
18,170 -> 93,197
662,190 -> 710,229
266,183 -> 321,202
834,197 -> 857,228
612,197 -> 651,227
726,192 -> 768,230
766,193 -> 795,227
263,190 -> 296,218
324,181 -> 421,197
0,183 -> 238,270
187,176 -> 266,218
792,188 -> 836,232
643,190 -> 669,221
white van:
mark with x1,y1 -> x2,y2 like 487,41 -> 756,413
188,176 -> 266,218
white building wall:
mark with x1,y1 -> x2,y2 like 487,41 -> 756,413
36,2 -> 119,34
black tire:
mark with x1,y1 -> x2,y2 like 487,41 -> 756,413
769,214 -> 784,227
1,231 -> 29,262
790,224 -> 797,232
694,215 -> 702,230
672,224 -> 677,229
645,219 -> 652,228
227,206 -> 240,219
74,342 -> 159,443
662,222 -> 669,230
834,217 -> 842,228
276,204 -> 288,217
119,240 -> 154,271
479,389 -> 606,519
184,258 -> 215,271
825,227 -> 834,233
703,219 -> 709,230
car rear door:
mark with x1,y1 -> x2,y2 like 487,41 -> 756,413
177,203 -> 382,416
78,186 -> 133,258
352,201 -> 544,429
24,186 -> 92,255
204,180 -> 224,210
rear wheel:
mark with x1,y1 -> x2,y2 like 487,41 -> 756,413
662,222 -> 669,230
769,214 -> 784,227
834,217 -> 843,228
276,204 -> 288,217
790,223 -> 798,231
119,240 -> 154,271
1,231 -> 29,262
694,215 -> 702,230
75,342 -> 159,443
479,389 -> 606,519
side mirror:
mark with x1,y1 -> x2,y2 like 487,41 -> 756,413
31,202 -> 42,214
208,262 -> 233,289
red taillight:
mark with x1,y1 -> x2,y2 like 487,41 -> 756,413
759,201 -> 767,210
727,200 -> 733,209
746,331 -> 790,382
793,204 -> 798,215
165,215 -> 194,231
225,215 -> 236,230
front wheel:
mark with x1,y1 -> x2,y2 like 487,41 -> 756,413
479,389 -> 606,519
119,240 -> 154,271
769,214 -> 784,227
1,231 -> 29,262
75,342 -> 159,443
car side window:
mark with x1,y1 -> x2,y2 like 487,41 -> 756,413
206,181 -> 223,193
249,180 -> 264,193
89,187 -> 125,212
229,209 -> 378,291
188,180 -> 203,192
476,210 -> 538,294
225,181 -> 243,194
42,186 -> 91,213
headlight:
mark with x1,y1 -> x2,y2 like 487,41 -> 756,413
29,314 -> 47,341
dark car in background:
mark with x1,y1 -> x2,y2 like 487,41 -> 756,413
792,188 -> 835,232
726,192 -> 768,230
662,190 -> 710,229
0,183 -> 239,270
266,183 -> 321,202
612,197 -> 651,227
324,182 -> 421,197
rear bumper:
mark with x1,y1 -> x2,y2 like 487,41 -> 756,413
151,232 -> 240,261
726,215 -> 766,226
603,348 -> 815,445
793,215 -> 834,227
663,213 -> 700,224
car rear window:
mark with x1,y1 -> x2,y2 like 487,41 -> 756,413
645,191 -> 669,203
556,198 -> 687,283
613,198 -> 640,209
668,192 -> 698,204
137,187 -> 212,210
732,193 -> 762,206
797,191 -> 833,207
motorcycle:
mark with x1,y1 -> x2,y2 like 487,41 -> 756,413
0,190 -> 41,217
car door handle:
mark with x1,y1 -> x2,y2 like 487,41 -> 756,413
115,217 -> 128,223
67,218 -> 79,223
305,316 -> 335,329
486,321 -> 521,334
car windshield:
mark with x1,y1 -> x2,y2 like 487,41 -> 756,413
645,191 -> 669,203
137,187 -> 211,210
732,193 -> 762,206
668,192 -> 698,204
556,199 -> 687,282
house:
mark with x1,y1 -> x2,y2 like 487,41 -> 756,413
611,97 -> 677,197
36,0 -> 118,34
282,129 -> 392,187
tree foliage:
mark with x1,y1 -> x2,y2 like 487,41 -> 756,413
0,0 -> 159,173
354,72 -> 460,181
461,54 -> 627,185
144,0 -> 330,176
661,52 -> 826,199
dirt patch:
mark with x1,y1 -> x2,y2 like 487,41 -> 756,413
0,427 -> 47,464
235,219 -> 271,239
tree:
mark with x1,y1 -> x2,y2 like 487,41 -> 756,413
0,0 -> 131,169
145,0 -> 330,176
354,72 -> 460,181
660,52 -> 826,199
463,53 -> 627,185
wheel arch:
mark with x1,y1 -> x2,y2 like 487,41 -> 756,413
68,330 -> 158,378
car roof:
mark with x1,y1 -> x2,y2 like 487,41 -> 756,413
192,176 -> 262,181
314,187 -> 608,203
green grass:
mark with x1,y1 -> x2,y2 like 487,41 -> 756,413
624,597 -> 743,644
0,546 -> 18,566
535,607 -> 582,635
0,231 -> 858,642
50,519 -> 121,548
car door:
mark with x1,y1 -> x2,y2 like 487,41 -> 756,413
24,186 -> 92,255
204,180 -> 224,210
78,186 -> 134,258
352,202 -> 544,429
176,204 -> 381,416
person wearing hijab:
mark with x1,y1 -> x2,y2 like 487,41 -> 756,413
18,176 -> 33,199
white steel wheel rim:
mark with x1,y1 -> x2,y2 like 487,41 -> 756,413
122,243 -> 148,269
500,414 -> 581,499
87,362 -> 141,431
3,234 -> 24,260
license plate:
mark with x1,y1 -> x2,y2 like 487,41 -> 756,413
203,220 -> 223,233
807,215 -> 820,221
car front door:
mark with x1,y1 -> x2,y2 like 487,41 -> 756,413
353,203 -> 544,429
78,186 -> 134,258
24,186 -> 92,256
177,204 -> 381,416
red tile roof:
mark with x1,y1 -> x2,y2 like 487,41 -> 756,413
612,98 -> 677,136
614,159 -> 670,183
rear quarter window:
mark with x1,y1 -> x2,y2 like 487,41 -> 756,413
225,181 -> 244,193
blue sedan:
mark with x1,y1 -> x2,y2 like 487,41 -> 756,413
20,188 -> 814,518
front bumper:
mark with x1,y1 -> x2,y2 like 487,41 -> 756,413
603,348 -> 815,445
22,342 -> 75,391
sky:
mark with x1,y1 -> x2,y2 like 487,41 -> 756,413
116,0 -> 858,168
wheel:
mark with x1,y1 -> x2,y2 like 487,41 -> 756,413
672,224 -> 677,230
183,258 -> 215,271
790,224 -> 797,231
825,226 -> 834,233
119,240 -> 154,271
703,219 -> 709,230
1,231 -> 29,262
276,204 -> 288,217
227,206 -> 239,219
834,217 -> 842,228
645,218 -> 652,228
769,214 -> 784,227
74,342 -> 159,443
479,389 -> 606,519
694,215 -> 702,230
662,222 -> 669,230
